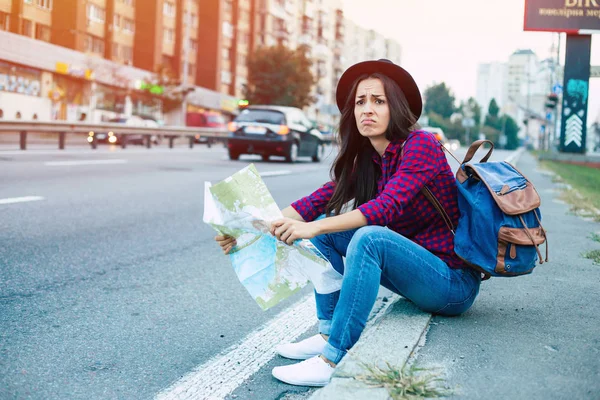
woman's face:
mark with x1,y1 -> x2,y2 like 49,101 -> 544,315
354,78 -> 390,140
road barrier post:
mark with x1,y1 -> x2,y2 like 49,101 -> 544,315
19,131 -> 27,150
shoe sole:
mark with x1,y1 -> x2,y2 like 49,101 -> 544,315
276,349 -> 320,360
272,370 -> 329,387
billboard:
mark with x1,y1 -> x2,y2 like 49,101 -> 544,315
524,0 -> 600,33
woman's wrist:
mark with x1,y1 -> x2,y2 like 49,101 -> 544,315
310,219 -> 326,237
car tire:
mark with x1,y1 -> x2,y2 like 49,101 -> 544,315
228,149 -> 240,160
312,143 -> 325,162
285,142 -> 298,163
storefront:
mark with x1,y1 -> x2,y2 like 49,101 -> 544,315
130,90 -> 163,122
49,73 -> 91,121
93,82 -> 128,122
0,60 -> 51,120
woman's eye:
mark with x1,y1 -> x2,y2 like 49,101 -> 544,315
356,100 -> 364,105
376,99 -> 385,104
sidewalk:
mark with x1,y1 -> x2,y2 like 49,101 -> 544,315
311,150 -> 600,399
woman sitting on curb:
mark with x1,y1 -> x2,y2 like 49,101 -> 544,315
215,59 -> 481,387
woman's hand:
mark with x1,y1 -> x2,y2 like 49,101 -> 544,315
215,234 -> 236,255
270,218 -> 321,245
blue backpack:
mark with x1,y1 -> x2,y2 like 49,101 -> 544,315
424,140 -> 548,278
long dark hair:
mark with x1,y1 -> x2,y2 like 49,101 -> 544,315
326,72 -> 419,216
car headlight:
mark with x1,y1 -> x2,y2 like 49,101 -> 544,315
108,136 -> 117,143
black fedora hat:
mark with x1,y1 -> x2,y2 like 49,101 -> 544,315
335,59 -> 422,120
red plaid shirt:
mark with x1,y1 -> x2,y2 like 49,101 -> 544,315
291,130 -> 466,269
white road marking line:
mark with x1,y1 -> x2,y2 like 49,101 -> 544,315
260,170 -> 291,177
155,292 -> 397,400
0,196 -> 45,205
155,294 -> 317,400
44,159 -> 128,166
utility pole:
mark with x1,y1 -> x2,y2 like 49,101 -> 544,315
526,53 -> 531,146
180,0 -> 191,126
553,32 -> 561,152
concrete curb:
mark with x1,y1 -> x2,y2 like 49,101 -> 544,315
310,298 -> 431,400
504,146 -> 525,165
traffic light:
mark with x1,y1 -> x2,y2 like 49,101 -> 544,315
545,93 -> 558,109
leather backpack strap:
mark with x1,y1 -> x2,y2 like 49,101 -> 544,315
421,186 -> 455,235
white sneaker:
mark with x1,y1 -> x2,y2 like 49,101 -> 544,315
272,356 -> 334,387
276,334 -> 327,360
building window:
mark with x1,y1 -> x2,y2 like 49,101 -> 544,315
222,48 -> 229,60
163,1 -> 175,17
86,35 -> 104,54
35,0 -> 52,9
222,21 -> 233,38
21,19 -> 33,36
0,12 -> 9,31
223,0 -> 232,15
87,4 -> 105,23
122,46 -> 133,63
118,0 -> 134,5
237,53 -> 246,67
112,43 -> 119,58
35,23 -> 51,41
188,63 -> 196,78
163,28 -> 174,42
191,13 -> 198,27
188,38 -> 197,51
221,70 -> 231,85
113,14 -> 120,30
122,18 -> 134,34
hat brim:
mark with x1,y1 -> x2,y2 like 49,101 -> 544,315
335,60 -> 422,121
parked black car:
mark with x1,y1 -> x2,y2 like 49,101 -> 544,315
227,105 -> 325,162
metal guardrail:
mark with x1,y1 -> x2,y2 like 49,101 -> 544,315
0,120 -> 229,150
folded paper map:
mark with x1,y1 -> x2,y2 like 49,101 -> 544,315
203,164 -> 343,310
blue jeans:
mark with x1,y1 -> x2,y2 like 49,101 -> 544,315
311,226 -> 481,364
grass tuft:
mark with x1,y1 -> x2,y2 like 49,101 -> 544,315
358,362 -> 453,400
590,233 -> 600,243
584,250 -> 600,264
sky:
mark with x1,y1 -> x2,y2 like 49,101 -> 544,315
341,0 -> 600,122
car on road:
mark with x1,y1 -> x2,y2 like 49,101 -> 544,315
88,116 -> 161,146
226,105 -> 325,162
422,126 -> 448,146
447,139 -> 460,151
186,111 -> 227,144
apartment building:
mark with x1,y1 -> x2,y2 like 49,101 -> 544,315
476,62 -> 508,113
475,50 -> 564,148
0,0 -> 240,124
342,18 -> 401,68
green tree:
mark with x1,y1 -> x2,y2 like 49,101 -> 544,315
484,98 -> 502,130
503,115 -> 520,150
461,97 -> 482,126
424,83 -> 455,119
427,112 -> 464,141
244,44 -> 316,108
488,98 -> 500,117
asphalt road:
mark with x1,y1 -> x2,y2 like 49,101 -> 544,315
0,143 -> 515,400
